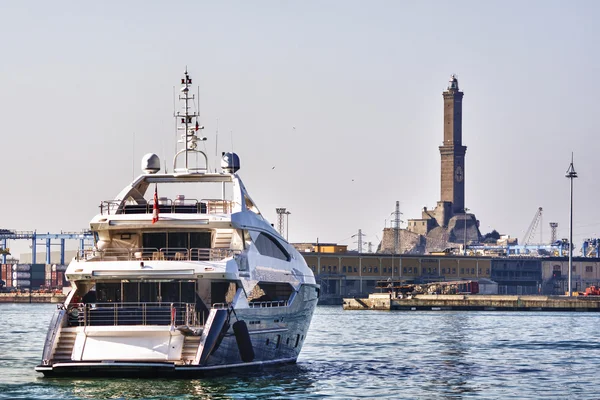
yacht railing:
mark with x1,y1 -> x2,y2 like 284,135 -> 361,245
248,300 -> 289,308
99,198 -> 236,216
68,302 -> 198,327
211,300 -> 288,309
78,247 -> 240,262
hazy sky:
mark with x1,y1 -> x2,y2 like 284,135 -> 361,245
1,1 -> 599,257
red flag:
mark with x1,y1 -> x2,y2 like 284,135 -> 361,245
152,184 -> 159,223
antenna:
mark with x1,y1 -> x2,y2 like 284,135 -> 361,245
215,119 -> 219,158
132,132 -> 135,180
173,69 -> 207,173
173,85 -> 177,157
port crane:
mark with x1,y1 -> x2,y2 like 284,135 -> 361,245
522,207 -> 543,246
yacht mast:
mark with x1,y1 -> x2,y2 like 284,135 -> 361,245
174,68 -> 206,173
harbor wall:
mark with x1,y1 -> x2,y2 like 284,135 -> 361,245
343,294 -> 600,312
0,293 -> 66,303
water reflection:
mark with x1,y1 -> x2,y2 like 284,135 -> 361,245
421,312 -> 477,398
40,364 -> 318,400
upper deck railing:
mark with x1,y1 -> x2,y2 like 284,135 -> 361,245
99,198 -> 235,216
77,247 -> 240,262
68,302 -> 198,327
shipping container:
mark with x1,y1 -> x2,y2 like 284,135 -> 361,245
31,264 -> 45,279
13,264 -> 31,272
31,279 -> 45,288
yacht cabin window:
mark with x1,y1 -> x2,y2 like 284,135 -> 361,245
249,231 -> 289,261
94,281 -> 196,304
142,232 -> 212,250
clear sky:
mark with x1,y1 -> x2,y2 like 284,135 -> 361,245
1,1 -> 599,257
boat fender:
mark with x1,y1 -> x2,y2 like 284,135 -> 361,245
233,320 -> 255,362
233,321 -> 254,362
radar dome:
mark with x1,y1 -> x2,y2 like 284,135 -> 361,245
221,152 -> 240,173
141,153 -> 160,174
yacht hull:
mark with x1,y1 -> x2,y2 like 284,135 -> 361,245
36,358 -> 298,378
36,284 -> 318,377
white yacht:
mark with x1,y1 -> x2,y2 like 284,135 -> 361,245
36,70 -> 319,377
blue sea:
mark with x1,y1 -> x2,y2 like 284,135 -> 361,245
1,303 -> 599,399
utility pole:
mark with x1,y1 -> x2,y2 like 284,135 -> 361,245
353,229 -> 364,253
392,201 -> 403,254
566,154 -> 578,297
285,210 -> 291,241
464,207 -> 470,256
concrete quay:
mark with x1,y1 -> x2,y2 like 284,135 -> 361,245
0,293 -> 66,303
343,293 -> 600,312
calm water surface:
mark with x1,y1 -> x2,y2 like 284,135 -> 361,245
1,303 -> 599,399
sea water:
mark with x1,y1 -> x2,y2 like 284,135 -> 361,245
0,303 -> 599,399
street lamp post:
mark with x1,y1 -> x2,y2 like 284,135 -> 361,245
566,154 -> 578,297
464,207 -> 470,256
285,211 -> 291,241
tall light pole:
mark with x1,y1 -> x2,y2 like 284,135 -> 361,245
464,207 -> 470,256
275,208 -> 286,237
566,154 -> 578,296
285,211 -> 291,241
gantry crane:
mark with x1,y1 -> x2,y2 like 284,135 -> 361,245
522,207 -> 543,246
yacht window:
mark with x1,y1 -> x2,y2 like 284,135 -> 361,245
143,233 -> 167,251
112,281 -> 196,304
140,282 -> 159,302
123,282 -> 140,303
142,232 -> 212,251
211,281 -> 237,305
248,282 -> 294,302
252,233 -> 289,261
168,232 -> 188,249
190,232 -> 211,249
96,282 -> 121,303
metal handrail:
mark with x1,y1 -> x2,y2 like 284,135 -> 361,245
248,300 -> 288,308
99,198 -> 237,216
69,302 -> 198,327
77,247 -> 241,262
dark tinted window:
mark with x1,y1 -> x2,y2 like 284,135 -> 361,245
254,233 -> 289,261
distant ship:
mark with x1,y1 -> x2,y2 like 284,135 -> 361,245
36,69 -> 319,377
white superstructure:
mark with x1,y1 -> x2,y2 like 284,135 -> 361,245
36,70 -> 319,377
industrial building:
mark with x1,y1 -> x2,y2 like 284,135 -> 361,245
296,248 -> 600,303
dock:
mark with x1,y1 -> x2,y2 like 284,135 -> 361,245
0,293 -> 66,303
343,293 -> 600,312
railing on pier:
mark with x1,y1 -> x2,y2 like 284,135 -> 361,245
99,198 -> 236,216
69,302 -> 198,327
77,247 -> 240,262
